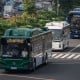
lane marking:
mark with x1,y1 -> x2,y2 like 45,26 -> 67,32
73,54 -> 80,59
60,54 -> 70,59
51,53 -> 80,60
67,54 -> 75,59
50,44 -> 80,60
54,54 -> 63,59
0,74 -> 54,80
68,44 -> 80,53
52,53 -> 57,57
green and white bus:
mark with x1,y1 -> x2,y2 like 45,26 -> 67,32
0,28 -> 52,71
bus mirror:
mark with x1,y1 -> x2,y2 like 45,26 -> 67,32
27,43 -> 32,51
28,43 -> 31,46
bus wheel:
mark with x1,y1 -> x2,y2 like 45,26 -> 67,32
67,41 -> 69,47
32,59 -> 36,71
5,69 -> 11,73
45,53 -> 48,65
62,45 -> 64,51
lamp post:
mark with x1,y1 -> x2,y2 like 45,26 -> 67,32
57,0 -> 60,16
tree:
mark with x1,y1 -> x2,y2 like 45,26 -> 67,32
59,0 -> 73,14
23,0 -> 35,14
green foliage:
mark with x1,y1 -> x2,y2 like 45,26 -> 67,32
57,0 -> 80,15
59,0 -> 73,13
23,0 -> 35,14
0,18 -> 15,36
54,16 -> 65,21
37,10 -> 56,20
1,0 -> 80,36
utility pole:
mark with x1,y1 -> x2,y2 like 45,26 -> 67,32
57,0 -> 60,16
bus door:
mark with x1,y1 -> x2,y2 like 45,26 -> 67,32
62,30 -> 67,48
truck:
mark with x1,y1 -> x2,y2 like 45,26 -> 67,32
0,28 -> 52,71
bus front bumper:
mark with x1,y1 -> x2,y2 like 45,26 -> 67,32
0,58 -> 32,70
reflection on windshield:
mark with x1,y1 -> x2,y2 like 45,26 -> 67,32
2,43 -> 28,58
2,44 -> 21,57
50,29 -> 62,42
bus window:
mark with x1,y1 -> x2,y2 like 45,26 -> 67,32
51,29 -> 62,42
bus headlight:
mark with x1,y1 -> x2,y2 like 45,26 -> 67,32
22,51 -> 28,57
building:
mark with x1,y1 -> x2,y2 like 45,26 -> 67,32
3,0 -> 23,18
0,0 -> 6,16
2,0 -> 54,18
35,0 -> 54,10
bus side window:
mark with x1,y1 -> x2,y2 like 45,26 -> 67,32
32,30 -> 39,36
9,30 -> 13,36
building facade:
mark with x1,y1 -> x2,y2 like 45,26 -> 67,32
35,0 -> 55,10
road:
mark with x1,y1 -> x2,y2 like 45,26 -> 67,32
0,39 -> 80,80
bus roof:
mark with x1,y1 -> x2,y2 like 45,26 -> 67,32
45,21 -> 70,29
66,10 -> 80,23
3,28 -> 43,38
69,11 -> 80,14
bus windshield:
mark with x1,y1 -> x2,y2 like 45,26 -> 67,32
51,29 -> 62,42
66,11 -> 80,23
2,43 -> 29,58
71,15 -> 80,25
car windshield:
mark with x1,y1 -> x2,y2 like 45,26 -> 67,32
50,29 -> 62,42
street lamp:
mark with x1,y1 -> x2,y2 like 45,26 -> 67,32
57,0 -> 60,16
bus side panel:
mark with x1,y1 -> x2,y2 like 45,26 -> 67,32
43,32 -> 52,52
31,31 -> 52,67
31,35 -> 43,66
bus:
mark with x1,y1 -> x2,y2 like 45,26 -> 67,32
45,21 -> 70,50
0,28 -> 52,71
66,9 -> 80,38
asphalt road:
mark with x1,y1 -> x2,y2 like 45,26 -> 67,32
0,39 -> 80,80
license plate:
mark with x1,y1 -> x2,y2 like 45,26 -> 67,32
11,67 -> 17,70
74,35 -> 78,37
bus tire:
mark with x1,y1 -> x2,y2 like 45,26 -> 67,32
32,58 -> 36,71
62,44 -> 64,51
65,42 -> 69,49
5,69 -> 11,73
67,41 -> 69,47
45,53 -> 48,65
